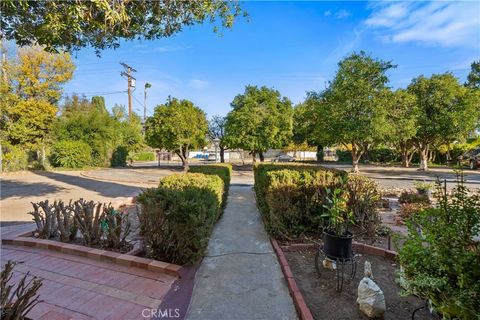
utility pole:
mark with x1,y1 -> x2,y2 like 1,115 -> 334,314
120,62 -> 137,121
144,82 -> 152,122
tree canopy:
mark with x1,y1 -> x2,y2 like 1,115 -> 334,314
145,97 -> 208,170
322,51 -> 395,172
208,115 -> 227,163
466,60 -> 480,89
0,0 -> 244,54
224,85 -> 293,161
408,73 -> 479,170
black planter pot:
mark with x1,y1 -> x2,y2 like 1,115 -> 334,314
323,229 -> 353,260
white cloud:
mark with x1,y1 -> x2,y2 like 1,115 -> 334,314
364,1 -> 480,48
153,45 -> 189,53
335,9 -> 351,19
189,79 -> 210,90
324,10 -> 332,17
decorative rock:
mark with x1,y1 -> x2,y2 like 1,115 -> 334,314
357,261 -> 386,318
322,258 -> 337,270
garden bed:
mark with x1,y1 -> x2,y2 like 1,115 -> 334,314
284,249 -> 438,320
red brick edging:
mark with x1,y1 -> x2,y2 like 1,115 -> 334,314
1,197 -> 182,277
271,239 -> 399,320
271,238 -> 314,320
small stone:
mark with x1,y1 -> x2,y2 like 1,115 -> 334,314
322,258 -> 336,270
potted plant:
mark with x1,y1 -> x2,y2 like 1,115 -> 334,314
413,180 -> 434,197
322,184 -> 355,260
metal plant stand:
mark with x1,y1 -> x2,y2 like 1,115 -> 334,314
314,244 -> 357,292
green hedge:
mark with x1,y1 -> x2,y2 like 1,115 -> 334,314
254,164 -> 347,239
136,173 -> 224,264
50,140 -> 92,168
254,164 -> 380,239
188,164 -> 232,206
130,152 -> 156,161
110,145 -> 128,167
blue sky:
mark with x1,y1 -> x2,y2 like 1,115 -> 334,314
63,1 -> 480,118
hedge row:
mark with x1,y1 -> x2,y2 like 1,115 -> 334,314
254,163 -> 380,240
188,164 -> 232,206
136,173 -> 226,264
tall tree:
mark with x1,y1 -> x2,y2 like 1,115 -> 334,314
293,91 -> 336,162
0,1 -> 244,55
385,89 -> 418,167
208,115 -> 227,163
466,60 -> 480,89
145,97 -> 208,170
324,51 -> 394,172
8,46 -> 74,104
224,85 -> 293,162
408,73 -> 478,171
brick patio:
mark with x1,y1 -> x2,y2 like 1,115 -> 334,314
2,241 -> 178,319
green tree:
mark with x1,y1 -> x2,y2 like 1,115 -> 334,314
208,115 -> 227,163
8,46 -> 74,104
324,51 -> 394,172
293,92 -> 335,162
466,60 -> 480,89
145,97 -> 208,170
91,96 -> 107,113
408,73 -> 478,171
224,85 -> 293,162
1,1 -> 244,54
385,89 -> 418,167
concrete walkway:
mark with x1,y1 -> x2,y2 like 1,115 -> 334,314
186,185 -> 297,320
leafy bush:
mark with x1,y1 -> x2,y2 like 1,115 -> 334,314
399,202 -> 430,220
399,177 -> 480,319
398,192 -> 430,204
254,164 -> 346,239
1,144 -> 28,172
1,261 -> 43,320
110,145 -> 128,167
346,175 -> 381,236
188,164 -> 232,206
50,140 -> 92,168
366,148 -> 400,163
335,150 -> 352,162
129,152 -> 156,161
254,164 -> 380,240
137,173 -> 224,264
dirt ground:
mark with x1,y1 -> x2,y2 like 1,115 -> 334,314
285,250 -> 438,320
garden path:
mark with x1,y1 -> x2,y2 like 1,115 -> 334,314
186,180 -> 297,320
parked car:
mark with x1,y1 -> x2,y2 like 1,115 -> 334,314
272,154 -> 295,162
458,147 -> 480,169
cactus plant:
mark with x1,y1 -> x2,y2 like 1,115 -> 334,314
29,200 -> 56,239
73,199 -> 106,245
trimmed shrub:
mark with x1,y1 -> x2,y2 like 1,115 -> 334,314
129,152 -> 156,161
50,140 -> 92,168
398,192 -> 430,204
137,173 -> 224,264
188,164 -> 232,206
1,144 -> 28,172
254,164 -> 346,239
110,145 -> 128,167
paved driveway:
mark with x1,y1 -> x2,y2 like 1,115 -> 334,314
0,168 -> 177,222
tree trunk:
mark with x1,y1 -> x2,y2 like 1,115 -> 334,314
418,147 -> 429,171
251,151 -> 256,163
258,151 -> 265,162
42,145 -> 46,165
220,146 -> 225,163
351,144 -> 362,173
316,145 -> 323,162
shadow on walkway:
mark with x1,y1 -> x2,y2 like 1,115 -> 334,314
31,171 -> 144,198
1,180 -> 66,200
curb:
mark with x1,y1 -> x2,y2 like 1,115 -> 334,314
271,238 -> 314,320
